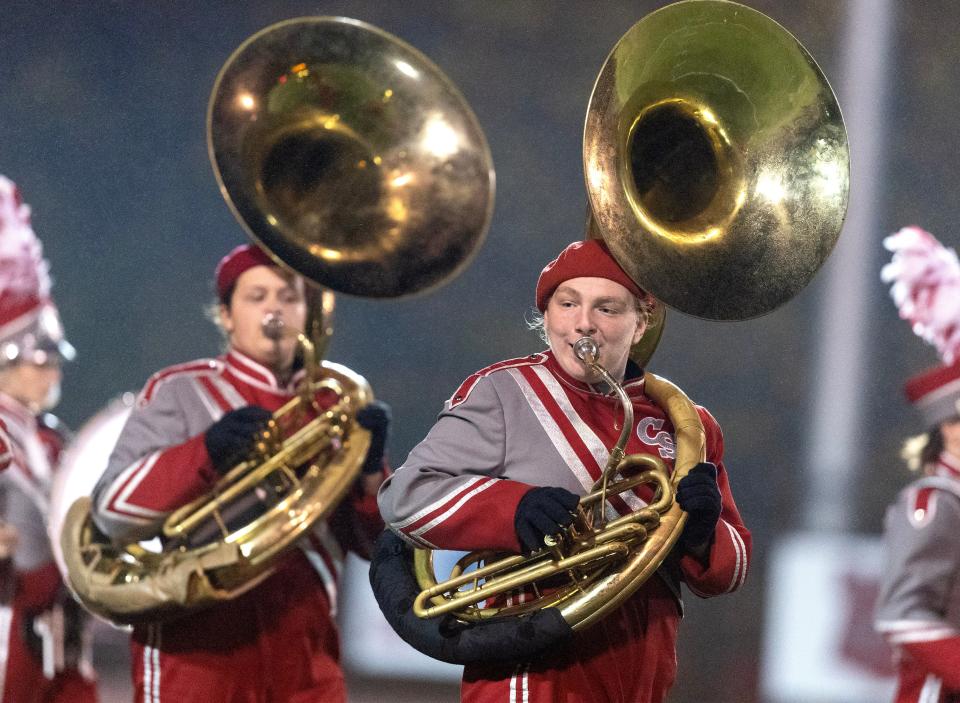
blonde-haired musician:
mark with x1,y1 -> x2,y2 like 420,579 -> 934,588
378,239 -> 751,702
875,226 -> 960,701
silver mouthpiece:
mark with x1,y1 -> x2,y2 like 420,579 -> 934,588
573,337 -> 598,364
261,313 -> 285,341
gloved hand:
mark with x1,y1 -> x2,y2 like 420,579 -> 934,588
204,406 -> 273,475
514,486 -> 580,554
675,462 -> 722,551
357,401 -> 391,474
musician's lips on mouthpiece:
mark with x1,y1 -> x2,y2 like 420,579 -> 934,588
261,313 -> 285,341
571,339 -> 602,367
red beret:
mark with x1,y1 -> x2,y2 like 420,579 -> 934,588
535,240 -> 644,312
215,244 -> 276,301
905,359 -> 960,427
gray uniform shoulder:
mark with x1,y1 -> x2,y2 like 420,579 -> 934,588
379,356 -> 548,528
445,353 -> 548,411
891,476 -> 960,528
136,358 -> 223,407
875,475 -> 960,630
92,357 -> 225,541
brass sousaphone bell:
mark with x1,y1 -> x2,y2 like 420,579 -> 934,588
388,0 -> 848,660
60,17 -> 494,625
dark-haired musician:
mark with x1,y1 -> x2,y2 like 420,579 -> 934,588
0,176 -> 96,702
378,239 -> 751,702
91,244 -> 389,702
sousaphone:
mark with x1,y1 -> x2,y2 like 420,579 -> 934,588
58,16 -> 494,625
373,0 -> 848,663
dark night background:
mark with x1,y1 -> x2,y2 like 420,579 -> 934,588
1,1 -> 955,701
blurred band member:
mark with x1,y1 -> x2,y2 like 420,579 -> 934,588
378,240 -> 751,703
0,176 -> 96,702
91,244 -> 389,703
876,227 -> 960,701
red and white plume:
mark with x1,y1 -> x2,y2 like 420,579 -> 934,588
0,176 -> 50,333
882,226 -> 960,364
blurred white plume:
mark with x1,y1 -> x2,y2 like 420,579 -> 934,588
0,176 -> 50,303
882,226 -> 960,364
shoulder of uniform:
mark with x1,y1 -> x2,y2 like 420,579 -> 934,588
904,484 -> 942,528
686,404 -> 724,458
693,404 -> 722,437
638,372 -> 717,425
902,477 -> 960,528
139,358 -> 223,406
37,412 -> 72,444
447,353 -> 548,409
694,404 -> 718,427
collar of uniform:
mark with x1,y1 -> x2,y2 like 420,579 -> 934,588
543,349 -> 646,399
0,390 -> 36,430
224,348 -> 306,395
935,450 -> 960,479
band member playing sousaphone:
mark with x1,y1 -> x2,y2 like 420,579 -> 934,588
0,176 -> 96,702
91,244 -> 390,702
75,10 -> 495,699
377,239 -> 751,702
374,0 -> 848,697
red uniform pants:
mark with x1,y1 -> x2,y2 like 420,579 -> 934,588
130,556 -> 344,703
461,578 -> 680,703
1,605 -> 97,703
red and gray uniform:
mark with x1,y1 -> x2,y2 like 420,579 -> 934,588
91,349 -> 383,703
0,396 -> 96,703
378,351 -> 751,703
875,452 -> 960,703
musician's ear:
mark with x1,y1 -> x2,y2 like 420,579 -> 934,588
218,304 -> 234,334
631,307 -> 646,346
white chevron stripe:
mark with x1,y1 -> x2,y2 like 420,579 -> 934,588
919,673 -> 941,703
508,369 -> 595,493
885,627 -> 960,645
302,546 -> 340,618
207,375 -> 248,411
410,478 -> 499,538
0,606 -> 12,700
190,376 -> 226,422
531,365 -> 648,514
99,453 -> 165,522
876,618 -> 960,641
722,519 -> 748,592
509,368 -> 624,521
532,367 -> 609,465
392,476 -> 487,530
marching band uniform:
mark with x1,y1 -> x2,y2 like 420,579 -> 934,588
0,402 -> 95,703
378,240 -> 751,703
0,176 -> 95,702
91,245 -> 386,703
874,363 -> 960,702
875,447 -> 960,701
875,227 -> 960,702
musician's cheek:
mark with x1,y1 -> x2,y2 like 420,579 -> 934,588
942,418 -> 960,461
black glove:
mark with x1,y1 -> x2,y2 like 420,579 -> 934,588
514,486 -> 579,554
675,462 -> 722,551
357,401 -> 391,474
204,406 -> 273,475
